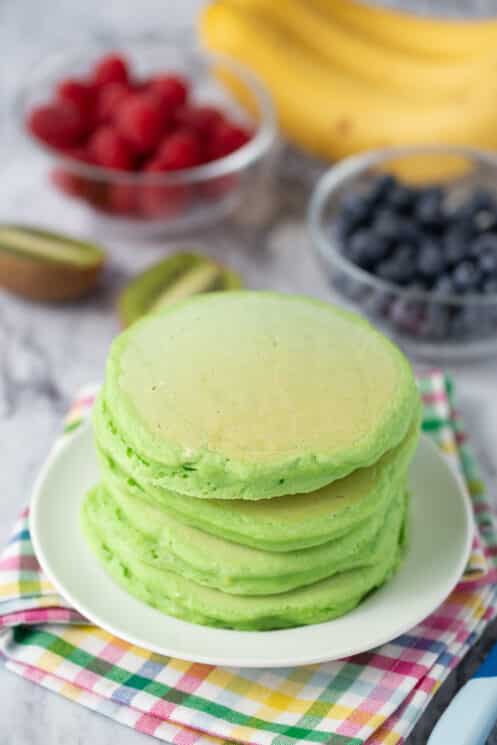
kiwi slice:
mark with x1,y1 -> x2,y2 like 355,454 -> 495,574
0,225 -> 105,302
118,252 -> 243,327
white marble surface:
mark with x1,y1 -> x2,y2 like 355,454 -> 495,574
1,2 -> 497,743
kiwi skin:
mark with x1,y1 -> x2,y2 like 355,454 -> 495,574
0,249 -> 104,302
118,252 -> 243,327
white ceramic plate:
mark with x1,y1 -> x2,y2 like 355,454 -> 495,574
30,424 -> 473,668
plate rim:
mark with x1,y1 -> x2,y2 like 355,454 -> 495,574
30,423 -> 474,668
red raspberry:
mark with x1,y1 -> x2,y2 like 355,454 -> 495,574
63,145 -> 95,164
109,183 -> 138,215
174,105 -> 224,139
85,181 -> 110,212
89,126 -> 134,170
27,101 -> 86,149
131,81 -> 150,94
149,74 -> 188,110
141,157 -> 189,217
116,94 -> 168,153
207,122 -> 251,161
51,145 -> 96,201
139,182 -> 188,218
156,131 -> 202,170
96,82 -> 131,123
144,157 -> 168,173
93,53 -> 129,87
50,168 -> 85,198
57,79 -> 94,118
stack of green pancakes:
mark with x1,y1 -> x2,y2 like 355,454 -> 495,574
82,291 -> 421,631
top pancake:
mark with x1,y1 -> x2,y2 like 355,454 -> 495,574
103,291 -> 418,500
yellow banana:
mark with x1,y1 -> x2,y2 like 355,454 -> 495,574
316,0 -> 497,60
200,0 -> 497,160
229,0 -> 497,103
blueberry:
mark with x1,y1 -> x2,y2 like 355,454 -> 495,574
346,229 -> 389,268
469,233 -> 497,259
390,298 -> 424,335
449,216 -> 476,240
366,174 -> 396,204
347,229 -> 370,251
479,252 -> 497,276
387,184 -> 417,213
395,244 -> 416,261
473,189 -> 495,210
459,189 -> 496,219
377,247 -> 415,285
405,280 -> 429,293
415,192 -> 444,229
340,193 -> 371,225
473,210 -> 497,233
364,288 -> 394,319
452,261 -> 480,293
482,278 -> 497,294
335,214 -> 355,242
342,243 -> 361,268
369,239 -> 390,266
433,274 -> 454,296
396,220 -> 424,246
444,230 -> 470,266
445,242 -> 469,268
376,261 -> 397,282
422,185 -> 444,201
417,242 -> 445,281
373,210 -> 404,242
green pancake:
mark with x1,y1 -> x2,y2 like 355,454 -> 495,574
83,481 -> 407,596
101,292 -> 419,500
82,489 -> 408,630
94,398 -> 421,551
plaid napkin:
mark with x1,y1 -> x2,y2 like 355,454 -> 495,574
1,371 -> 497,745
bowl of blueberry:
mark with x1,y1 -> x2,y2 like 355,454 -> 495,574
18,38 -> 277,236
308,146 -> 497,360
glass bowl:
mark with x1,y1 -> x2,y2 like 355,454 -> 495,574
308,146 -> 497,361
17,38 -> 277,237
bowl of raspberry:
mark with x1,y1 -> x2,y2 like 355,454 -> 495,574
308,146 -> 497,360
20,40 -> 277,235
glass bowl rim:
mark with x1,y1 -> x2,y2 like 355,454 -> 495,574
308,144 -> 497,307
16,40 -> 277,186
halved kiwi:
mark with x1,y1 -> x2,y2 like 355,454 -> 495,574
118,252 -> 243,327
0,225 -> 105,302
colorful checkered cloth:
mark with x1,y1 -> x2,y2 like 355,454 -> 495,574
1,371 -> 496,745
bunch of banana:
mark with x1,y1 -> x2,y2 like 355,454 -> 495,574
200,0 -> 497,160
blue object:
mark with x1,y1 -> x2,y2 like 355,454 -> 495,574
427,638 -> 497,745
